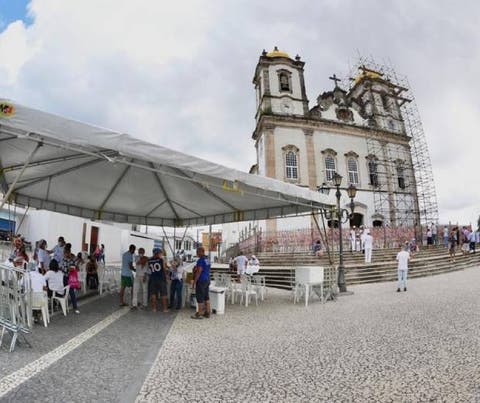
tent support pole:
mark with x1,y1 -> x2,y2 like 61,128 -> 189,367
161,226 -> 175,257
208,225 -> 212,262
16,205 -> 30,235
312,211 -> 332,265
0,143 -> 41,210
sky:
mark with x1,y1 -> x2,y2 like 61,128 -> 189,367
0,0 -> 478,226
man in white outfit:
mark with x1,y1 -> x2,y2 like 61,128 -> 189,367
364,230 -> 373,263
396,244 -> 410,292
234,253 -> 248,278
350,227 -> 356,252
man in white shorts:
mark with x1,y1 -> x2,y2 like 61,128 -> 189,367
364,230 -> 373,263
234,253 -> 248,279
396,243 -> 410,292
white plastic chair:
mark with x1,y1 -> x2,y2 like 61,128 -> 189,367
51,285 -> 70,316
98,265 -> 109,295
32,291 -> 50,327
236,277 -> 258,307
77,261 -> 87,294
252,275 -> 267,301
293,282 -> 306,304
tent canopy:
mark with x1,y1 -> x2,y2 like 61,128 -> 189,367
0,99 -> 331,227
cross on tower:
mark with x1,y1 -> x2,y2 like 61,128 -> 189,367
329,74 -> 341,88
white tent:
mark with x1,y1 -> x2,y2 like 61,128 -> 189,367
0,99 -> 331,227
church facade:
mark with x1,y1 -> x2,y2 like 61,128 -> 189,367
249,47 -> 420,233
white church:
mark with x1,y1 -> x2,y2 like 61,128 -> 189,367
224,47 -> 421,243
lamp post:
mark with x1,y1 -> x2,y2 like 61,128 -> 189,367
318,173 -> 357,293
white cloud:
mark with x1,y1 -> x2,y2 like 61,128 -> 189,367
0,0 -> 479,226
0,20 -> 37,84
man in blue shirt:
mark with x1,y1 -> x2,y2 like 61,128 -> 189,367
120,244 -> 136,307
192,246 -> 211,319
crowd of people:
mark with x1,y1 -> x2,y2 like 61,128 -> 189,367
121,245 -> 182,313
119,244 -> 213,320
7,235 -> 103,319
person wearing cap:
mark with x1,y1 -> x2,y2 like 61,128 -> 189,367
191,246 -> 211,319
120,244 -> 136,307
148,248 -> 169,312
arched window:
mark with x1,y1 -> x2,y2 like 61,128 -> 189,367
347,157 -> 359,185
277,70 -> 292,93
381,93 -> 390,112
367,156 -> 379,188
280,73 -> 290,91
325,155 -> 336,182
285,150 -> 298,180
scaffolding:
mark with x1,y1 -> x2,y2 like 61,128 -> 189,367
343,56 -> 439,229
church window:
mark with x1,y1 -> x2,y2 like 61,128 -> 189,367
285,150 -> 298,180
277,70 -> 292,93
325,155 -> 336,182
381,93 -> 390,112
396,164 -> 406,189
367,158 -> 379,188
347,158 -> 359,185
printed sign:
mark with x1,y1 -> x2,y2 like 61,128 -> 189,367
0,102 -> 15,117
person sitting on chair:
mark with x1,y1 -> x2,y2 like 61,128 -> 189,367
313,240 -> 323,257
86,256 -> 99,289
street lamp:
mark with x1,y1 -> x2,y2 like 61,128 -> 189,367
319,173 -> 357,293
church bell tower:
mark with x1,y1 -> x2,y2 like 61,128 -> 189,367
252,47 -> 309,121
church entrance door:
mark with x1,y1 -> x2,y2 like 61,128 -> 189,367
349,213 -> 363,228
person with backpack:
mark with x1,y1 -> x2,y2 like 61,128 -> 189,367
60,242 -> 80,314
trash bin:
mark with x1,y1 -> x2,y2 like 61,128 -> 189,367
209,286 -> 226,315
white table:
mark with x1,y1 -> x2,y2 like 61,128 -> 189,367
295,267 -> 325,307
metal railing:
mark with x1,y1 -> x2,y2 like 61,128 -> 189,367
0,262 -> 32,352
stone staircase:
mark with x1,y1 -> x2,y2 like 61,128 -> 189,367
212,246 -> 480,290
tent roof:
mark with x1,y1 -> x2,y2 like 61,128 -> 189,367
0,99 -> 331,227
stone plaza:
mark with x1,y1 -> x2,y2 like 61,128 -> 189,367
1,266 -> 480,402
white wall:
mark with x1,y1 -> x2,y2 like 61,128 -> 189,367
19,210 -> 164,263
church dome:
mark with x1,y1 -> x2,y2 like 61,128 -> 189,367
266,46 -> 290,59
354,69 -> 382,85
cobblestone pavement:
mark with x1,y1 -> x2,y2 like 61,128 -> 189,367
1,267 -> 480,402
137,267 -> 480,403
0,294 -> 177,403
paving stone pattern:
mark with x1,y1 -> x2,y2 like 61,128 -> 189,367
1,295 -> 177,403
137,267 -> 480,402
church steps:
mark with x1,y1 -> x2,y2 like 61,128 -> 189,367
214,250 -> 480,290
